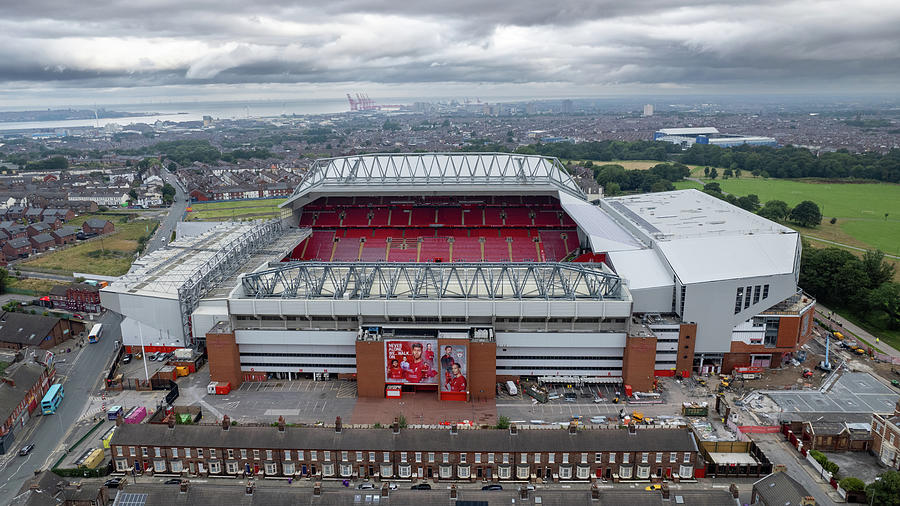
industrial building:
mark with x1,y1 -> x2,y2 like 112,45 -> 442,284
101,153 -> 814,398
653,127 -> 776,148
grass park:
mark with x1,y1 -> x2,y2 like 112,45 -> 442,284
186,198 -> 286,221
19,214 -> 159,277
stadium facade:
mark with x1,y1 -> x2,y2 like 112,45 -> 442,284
654,127 -> 777,148
101,153 -> 814,399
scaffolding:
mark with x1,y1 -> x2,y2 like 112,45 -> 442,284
241,261 -> 622,301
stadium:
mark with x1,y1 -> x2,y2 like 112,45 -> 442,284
101,153 -> 815,400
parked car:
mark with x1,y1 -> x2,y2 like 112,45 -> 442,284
645,484 -> 662,492
482,484 -> 503,491
410,484 -> 432,490
164,478 -> 182,485
104,478 -> 122,489
18,443 -> 34,456
357,482 -> 375,490
122,354 -> 133,364
388,483 -> 398,490
564,392 -> 577,402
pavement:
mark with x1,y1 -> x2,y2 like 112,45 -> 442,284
0,311 -> 122,506
816,303 -> 900,358
750,433 -> 840,506
144,170 -> 188,254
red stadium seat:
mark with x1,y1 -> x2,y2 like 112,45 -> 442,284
451,237 -> 482,261
483,208 -> 502,226
534,210 -> 561,226
437,207 -> 463,226
342,208 -> 369,227
419,237 -> 450,262
510,237 -> 538,262
504,208 -> 532,226
483,237 -> 510,261
410,207 -> 436,226
386,242 -> 418,262
370,208 -> 390,227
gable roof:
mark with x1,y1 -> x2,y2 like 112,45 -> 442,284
753,472 -> 812,505
0,312 -> 60,345
84,218 -> 111,229
31,233 -> 55,244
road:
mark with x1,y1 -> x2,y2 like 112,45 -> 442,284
751,433 -> 839,506
816,304 -> 900,358
145,170 -> 188,254
0,311 -> 121,505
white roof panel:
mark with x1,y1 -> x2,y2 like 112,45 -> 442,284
657,127 -> 719,135
656,233 -> 798,284
606,249 -> 673,290
558,193 -> 643,253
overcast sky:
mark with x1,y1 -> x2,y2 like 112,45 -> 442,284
2,0 -> 899,105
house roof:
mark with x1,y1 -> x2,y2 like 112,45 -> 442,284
753,472 -> 812,506
0,361 -> 46,425
53,226 -> 77,238
85,218 -> 111,229
31,233 -> 55,244
7,238 -> 31,249
0,312 -> 61,345
110,424 -> 699,453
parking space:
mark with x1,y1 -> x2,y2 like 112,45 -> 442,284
767,372 -> 899,413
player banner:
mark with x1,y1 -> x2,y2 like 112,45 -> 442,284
384,339 -> 439,384
439,344 -> 467,393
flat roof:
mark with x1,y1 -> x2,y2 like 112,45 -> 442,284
606,249 -> 672,290
656,127 -> 719,135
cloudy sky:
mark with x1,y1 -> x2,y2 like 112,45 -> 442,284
2,0 -> 899,105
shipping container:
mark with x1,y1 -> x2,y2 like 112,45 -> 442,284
681,402 -> 709,417
214,382 -> 231,395
125,406 -> 147,424
75,448 -> 105,469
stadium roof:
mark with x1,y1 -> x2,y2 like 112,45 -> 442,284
282,153 -> 586,207
656,127 -> 719,136
558,193 -> 644,253
240,262 -> 623,301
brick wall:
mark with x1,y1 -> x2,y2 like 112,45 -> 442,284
623,336 -> 657,392
206,330 -> 243,388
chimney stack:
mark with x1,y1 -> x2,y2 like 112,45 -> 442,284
278,416 -> 285,432
628,423 -> 637,435
222,415 -> 230,431
729,483 -> 739,499
381,483 -> 389,497
510,423 -> 518,435
450,484 -> 457,499
392,418 -> 400,434
335,416 -> 342,433
519,485 -> 529,499
591,483 -> 599,500
245,481 -> 254,495
661,483 -> 670,499
450,423 -> 458,435
180,481 -> 189,494
167,415 -> 176,430
314,482 -> 322,496
568,421 -> 577,434
773,464 -> 787,473
115,414 -> 124,427
801,497 -> 816,506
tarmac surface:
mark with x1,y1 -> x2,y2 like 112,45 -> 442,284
766,372 -> 899,413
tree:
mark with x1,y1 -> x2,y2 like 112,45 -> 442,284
0,268 -> 8,295
703,167 -> 710,177
789,200 -> 822,227
128,188 -> 139,201
861,250 -> 896,288
866,471 -> 900,506
736,194 -> 760,212
868,282 -> 900,329
758,200 -> 790,221
830,217 -> 837,224
162,183 -> 176,205
734,168 -> 742,178
839,477 -> 865,492
709,168 -> 718,179
723,168 -> 733,179
496,415 -> 511,430
650,180 -> 675,192
703,182 -> 722,193
604,182 -> 622,196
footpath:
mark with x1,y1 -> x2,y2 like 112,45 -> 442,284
814,303 -> 900,358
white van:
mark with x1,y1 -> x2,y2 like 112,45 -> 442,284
506,381 -> 518,396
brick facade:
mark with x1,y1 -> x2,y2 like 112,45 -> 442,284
623,335 -> 657,392
206,323 -> 243,388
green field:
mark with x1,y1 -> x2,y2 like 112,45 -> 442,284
187,199 -> 286,221
674,178 -> 900,254
21,215 -> 159,276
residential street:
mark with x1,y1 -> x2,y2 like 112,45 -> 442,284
0,312 -> 120,506
750,433 -> 839,506
145,170 -> 188,254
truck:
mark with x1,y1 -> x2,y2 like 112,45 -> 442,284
525,385 -> 548,403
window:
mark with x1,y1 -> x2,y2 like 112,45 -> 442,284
581,453 -> 588,464
324,451 -> 331,462
656,453 -> 662,463
383,452 -> 390,462
141,448 -> 148,457
548,453 -> 555,464
517,465 -> 530,479
461,453 -> 467,464
400,452 -> 407,463
595,453 -> 602,464
267,450 -> 273,460
154,448 -> 161,458
503,453 -> 510,464
683,453 -> 691,463
416,452 -> 422,463
116,447 -> 124,457
238,449 -> 245,459
521,454 -> 528,464
891,434 -> 896,445
154,460 -> 167,472
443,452 -> 449,464
763,284 -> 769,300
399,464 -> 411,478
498,466 -> 511,479
340,463 -> 352,477
458,465 -> 470,479
609,452 -> 615,464
440,465 -> 452,479
169,460 -> 184,473
226,461 -> 238,474
488,453 -> 495,464
369,452 -> 376,462
172,448 -> 178,458
284,450 -> 291,461
680,285 -> 687,315
669,452 -> 676,463
576,465 -> 590,480
283,463 -> 295,476
735,287 -> 744,314
619,465 -> 632,479
637,466 -> 650,479
197,449 -> 204,458
323,463 -> 335,476
428,452 -> 435,463
254,449 -> 260,460
744,285 -> 752,309
356,451 -> 363,462
535,453 -> 541,464
380,464 -> 393,478
298,450 -> 304,461
558,466 -> 571,479
185,448 -> 191,459
130,447 -> 136,457
342,451 -> 348,462
310,451 -> 317,461
209,461 -> 221,474
623,453 -> 630,464
475,453 -> 481,464
679,465 -> 693,478
562,453 -> 569,464
116,459 -> 129,471
753,285 -> 761,305
641,452 -> 648,464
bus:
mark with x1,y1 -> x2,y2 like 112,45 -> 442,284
41,384 -> 64,415
88,324 -> 103,343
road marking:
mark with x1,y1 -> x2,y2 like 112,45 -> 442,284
264,409 -> 300,416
